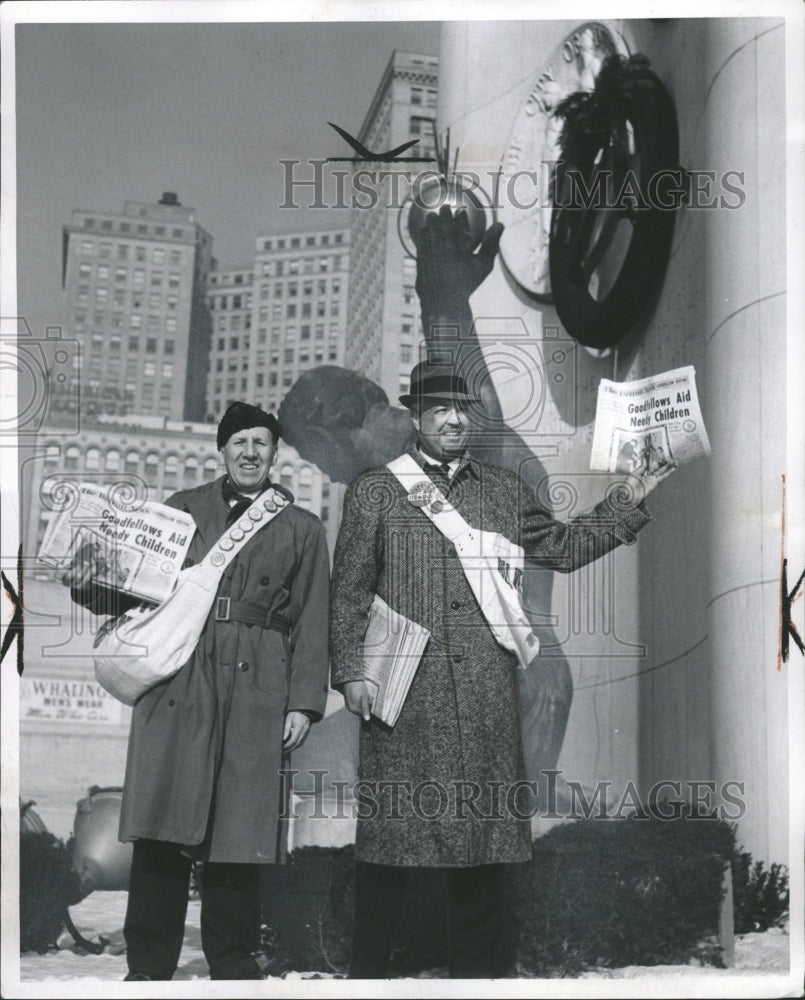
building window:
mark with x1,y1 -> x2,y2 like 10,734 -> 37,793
184,456 -> 198,482
164,339 -> 175,355
145,453 -> 159,483
146,338 -> 158,354
203,457 -> 218,482
80,240 -> 94,255
162,362 -> 174,379
164,454 -> 179,488
105,449 -> 121,472
144,360 -> 156,377
152,248 -> 165,264
125,450 -> 139,474
86,447 -> 100,471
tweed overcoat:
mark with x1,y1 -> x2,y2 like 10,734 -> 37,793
330,448 -> 650,868
97,476 -> 330,864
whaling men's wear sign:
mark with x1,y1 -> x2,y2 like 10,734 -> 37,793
590,366 -> 711,481
37,483 -> 196,604
19,676 -> 124,725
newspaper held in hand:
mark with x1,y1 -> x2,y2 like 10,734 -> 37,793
590,366 -> 711,479
37,482 -> 196,604
361,594 -> 431,727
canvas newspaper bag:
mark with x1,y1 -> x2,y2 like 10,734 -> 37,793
386,454 -> 540,671
93,488 -> 290,706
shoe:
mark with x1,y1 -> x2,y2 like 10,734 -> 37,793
124,972 -> 154,981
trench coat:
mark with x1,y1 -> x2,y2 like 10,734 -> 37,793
329,448 -> 650,868
99,477 -> 330,864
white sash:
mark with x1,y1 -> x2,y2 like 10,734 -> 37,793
386,454 -> 539,670
93,487 -> 291,705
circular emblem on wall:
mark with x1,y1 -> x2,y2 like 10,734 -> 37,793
498,22 -> 629,300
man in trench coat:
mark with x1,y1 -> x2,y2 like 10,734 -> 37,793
329,361 -> 659,979
67,401 -> 330,980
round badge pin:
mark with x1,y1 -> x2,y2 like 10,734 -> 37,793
229,528 -> 244,542
430,499 -> 444,514
248,508 -> 263,521
408,481 -> 434,508
264,498 -> 278,512
210,551 -> 226,567
219,537 -> 234,552
239,518 -> 254,532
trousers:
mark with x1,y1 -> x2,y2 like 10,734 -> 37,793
350,860 -> 510,979
123,839 -> 263,980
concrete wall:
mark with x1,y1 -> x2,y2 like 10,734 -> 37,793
439,17 -> 789,862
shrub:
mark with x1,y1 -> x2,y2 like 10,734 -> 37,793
731,852 -> 789,934
512,816 -> 735,976
261,817 -> 789,977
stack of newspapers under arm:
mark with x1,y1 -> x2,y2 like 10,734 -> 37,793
361,594 -> 431,727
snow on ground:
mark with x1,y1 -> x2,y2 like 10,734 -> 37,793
17,889 -> 792,988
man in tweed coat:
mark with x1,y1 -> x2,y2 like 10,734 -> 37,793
330,360 -> 658,979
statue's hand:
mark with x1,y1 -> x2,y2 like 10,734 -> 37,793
414,204 -> 504,308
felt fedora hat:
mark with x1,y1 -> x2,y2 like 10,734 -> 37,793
399,361 -> 482,409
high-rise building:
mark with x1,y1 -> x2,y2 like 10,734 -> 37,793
345,51 -> 438,403
205,228 -> 351,551
205,227 -> 350,420
205,263 -> 254,420
60,192 -> 213,422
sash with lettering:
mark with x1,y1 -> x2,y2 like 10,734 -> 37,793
386,454 -> 540,670
93,487 -> 291,706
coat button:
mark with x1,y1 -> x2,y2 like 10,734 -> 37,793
238,661 -> 250,672
168,699 -> 175,707
450,600 -> 461,610
260,576 -> 270,586
452,654 -> 463,664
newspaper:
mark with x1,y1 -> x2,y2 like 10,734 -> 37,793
590,366 -> 711,479
37,482 -> 196,604
361,594 -> 431,727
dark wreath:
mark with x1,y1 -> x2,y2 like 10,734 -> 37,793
549,53 -> 680,350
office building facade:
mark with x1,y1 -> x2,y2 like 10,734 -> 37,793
60,192 -> 213,423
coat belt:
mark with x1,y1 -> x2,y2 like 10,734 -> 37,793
214,597 -> 292,635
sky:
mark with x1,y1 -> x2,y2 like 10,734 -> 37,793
13,19 -> 440,342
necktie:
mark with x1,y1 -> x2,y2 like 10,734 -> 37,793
424,461 -> 452,491
222,478 -> 266,527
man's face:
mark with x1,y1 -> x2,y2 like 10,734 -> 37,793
412,397 -> 472,461
220,425 -> 277,492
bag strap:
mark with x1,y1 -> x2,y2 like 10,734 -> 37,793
386,454 -> 539,669
189,487 -> 291,592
